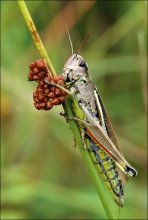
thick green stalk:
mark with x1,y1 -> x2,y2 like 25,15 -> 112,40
17,1 -> 115,219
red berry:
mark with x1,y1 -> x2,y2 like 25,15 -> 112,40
29,62 -> 36,70
47,92 -> 54,98
44,89 -> 50,94
38,95 -> 45,101
33,67 -> 39,74
58,96 -> 65,103
36,60 -> 45,70
50,87 -> 56,92
51,98 -> 59,105
33,75 -> 38,80
47,102 -> 53,110
55,88 -> 61,96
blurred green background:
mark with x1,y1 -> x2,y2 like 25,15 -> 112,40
1,1 -> 147,219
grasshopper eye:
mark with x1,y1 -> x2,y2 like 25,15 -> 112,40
79,60 -> 86,67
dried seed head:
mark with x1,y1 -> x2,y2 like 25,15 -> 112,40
28,59 -> 68,111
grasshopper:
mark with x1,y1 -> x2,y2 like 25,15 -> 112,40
61,54 -> 137,206
45,53 -> 137,206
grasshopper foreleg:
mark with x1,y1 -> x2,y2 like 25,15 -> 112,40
44,79 -> 72,95
60,112 -> 89,125
60,112 -> 70,122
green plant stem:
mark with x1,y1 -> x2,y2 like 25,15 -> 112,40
17,1 -> 56,76
17,1 -> 115,219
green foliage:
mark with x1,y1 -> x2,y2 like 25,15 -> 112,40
1,1 -> 147,219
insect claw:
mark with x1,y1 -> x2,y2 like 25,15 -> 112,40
60,112 -> 66,117
60,112 -> 69,122
60,112 -> 75,122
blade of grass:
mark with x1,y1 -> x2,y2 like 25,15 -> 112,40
17,1 -> 116,219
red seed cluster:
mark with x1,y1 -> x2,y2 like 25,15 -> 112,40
28,59 -> 67,110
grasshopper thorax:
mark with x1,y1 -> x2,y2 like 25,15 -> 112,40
62,54 -> 88,83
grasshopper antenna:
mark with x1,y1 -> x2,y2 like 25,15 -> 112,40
65,24 -> 74,55
76,33 -> 91,55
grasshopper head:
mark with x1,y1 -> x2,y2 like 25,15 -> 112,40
62,54 -> 88,83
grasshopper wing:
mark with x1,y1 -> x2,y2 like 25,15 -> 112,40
80,100 -> 137,179
95,91 -> 129,183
